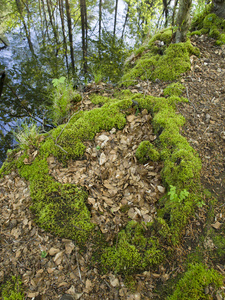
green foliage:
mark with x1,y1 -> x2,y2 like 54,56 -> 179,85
41,250 -> 47,258
135,140 -> 160,163
167,263 -> 223,300
12,121 -> 40,150
164,83 -> 185,97
50,77 -> 82,125
1,276 -> 24,300
89,31 -> 129,83
101,221 -> 164,275
168,185 -> 189,205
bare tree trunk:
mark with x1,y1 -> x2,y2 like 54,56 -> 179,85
65,0 -> 75,74
0,71 -> 6,98
59,0 -> 69,72
15,0 -> 35,55
98,0 -> 102,58
175,0 -> 192,43
46,0 -> 59,47
121,3 -> 129,40
80,0 -> 88,74
113,0 -> 119,37
41,0 -> 50,40
171,0 -> 179,26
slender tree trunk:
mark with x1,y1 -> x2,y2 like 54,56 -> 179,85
41,0 -> 50,41
46,0 -> 59,47
80,0 -> 88,74
15,0 -> 35,55
98,0 -> 102,58
65,0 -> 75,74
121,3 -> 129,40
163,0 -> 169,27
113,0 -> 119,38
175,0 -> 192,43
59,0 -> 69,72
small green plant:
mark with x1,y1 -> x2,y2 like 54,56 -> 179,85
13,122 -> 40,150
50,77 -> 82,125
41,250 -> 47,258
1,276 -> 24,300
168,185 -> 189,204
52,76 -> 66,87
96,145 -> 101,150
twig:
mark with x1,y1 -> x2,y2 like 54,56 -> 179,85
73,240 -> 82,282
186,86 -> 196,118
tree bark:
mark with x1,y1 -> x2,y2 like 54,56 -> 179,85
59,0 -> 69,72
0,71 -> 6,98
15,0 -> 35,55
80,0 -> 88,74
65,0 -> 75,74
175,0 -> 192,43
98,0 -> 102,58
113,0 -> 119,37
212,0 -> 225,19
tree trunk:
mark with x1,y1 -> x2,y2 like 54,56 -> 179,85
175,0 -> 192,43
99,0 -> 102,58
212,0 -> 225,19
65,0 -> 75,74
0,71 -> 6,98
113,0 -> 119,37
15,0 -> 35,55
121,3 -> 129,40
59,0 -> 69,72
80,0 -> 88,74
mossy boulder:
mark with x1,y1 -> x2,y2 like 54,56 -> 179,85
135,141 -> 160,163
167,263 -> 223,300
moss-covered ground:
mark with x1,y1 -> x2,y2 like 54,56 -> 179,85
190,4 -> 225,45
1,12 -> 225,297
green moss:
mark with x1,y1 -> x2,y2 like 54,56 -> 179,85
191,9 -> 225,45
135,141 -> 160,163
209,25 -> 221,39
121,35 -> 199,86
101,221 -> 164,275
164,83 -> 185,97
90,94 -> 111,105
1,276 -> 24,300
167,263 -> 223,300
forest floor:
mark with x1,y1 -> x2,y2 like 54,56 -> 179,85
0,34 -> 225,299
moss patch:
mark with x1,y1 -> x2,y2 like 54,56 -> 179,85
135,140 -> 160,163
1,276 -> 24,300
101,221 -> 164,275
167,263 -> 223,300
121,29 -> 199,86
191,8 -> 225,45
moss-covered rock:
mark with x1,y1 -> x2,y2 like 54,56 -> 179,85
135,141 -> 160,163
167,263 -> 223,300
